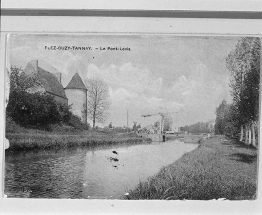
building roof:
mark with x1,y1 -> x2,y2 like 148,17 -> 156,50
24,60 -> 67,99
65,72 -> 87,90
37,67 -> 67,99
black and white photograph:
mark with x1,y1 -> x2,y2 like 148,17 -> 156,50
4,34 -> 260,200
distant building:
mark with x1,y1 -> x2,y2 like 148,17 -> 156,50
24,60 -> 68,106
65,72 -> 87,124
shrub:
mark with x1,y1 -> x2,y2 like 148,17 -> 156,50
57,103 -> 72,124
6,66 -> 90,131
7,90 -> 61,130
6,67 -> 63,130
5,115 -> 27,133
67,114 -> 90,130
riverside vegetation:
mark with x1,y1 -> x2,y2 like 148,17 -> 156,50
6,67 -> 149,152
127,37 -> 260,200
6,117 -> 149,152
6,132 -> 148,152
6,37 -> 259,200
127,136 -> 257,200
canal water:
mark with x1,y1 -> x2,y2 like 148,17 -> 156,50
5,140 -> 198,199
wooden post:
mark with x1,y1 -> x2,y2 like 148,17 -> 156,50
252,122 -> 256,147
240,125 -> 244,141
248,125 -> 252,145
159,115 -> 163,134
245,125 -> 249,144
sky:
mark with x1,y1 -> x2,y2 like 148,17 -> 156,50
7,34 -> 241,128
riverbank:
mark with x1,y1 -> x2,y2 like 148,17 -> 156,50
127,136 -> 258,200
6,132 -> 151,152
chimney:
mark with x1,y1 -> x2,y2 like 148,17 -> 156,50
55,72 -> 62,84
31,60 -> 38,72
25,60 -> 38,75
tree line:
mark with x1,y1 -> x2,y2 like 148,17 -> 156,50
215,37 -> 260,147
180,121 -> 215,134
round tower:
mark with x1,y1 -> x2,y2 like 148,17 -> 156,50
64,72 -> 87,124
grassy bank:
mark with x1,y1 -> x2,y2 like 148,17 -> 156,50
127,136 -> 258,200
6,118 -> 151,152
6,132 -> 151,152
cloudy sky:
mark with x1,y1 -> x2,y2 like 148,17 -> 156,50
7,34 -> 240,127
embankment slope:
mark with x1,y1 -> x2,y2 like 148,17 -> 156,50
128,136 -> 258,200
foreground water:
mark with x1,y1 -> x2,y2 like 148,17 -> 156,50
5,140 -> 198,199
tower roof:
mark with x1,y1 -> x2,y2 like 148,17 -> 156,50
65,72 -> 87,90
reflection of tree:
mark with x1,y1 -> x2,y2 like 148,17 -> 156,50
85,77 -> 110,128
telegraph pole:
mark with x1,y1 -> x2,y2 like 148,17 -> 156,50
127,110 -> 129,132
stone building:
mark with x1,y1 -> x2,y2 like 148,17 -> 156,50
65,72 -> 87,124
24,60 -> 68,106
24,60 -> 88,124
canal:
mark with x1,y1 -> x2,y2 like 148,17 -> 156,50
5,140 -> 198,199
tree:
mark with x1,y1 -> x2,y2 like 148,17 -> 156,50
181,121 -> 215,134
6,66 -> 86,131
133,122 -> 137,131
8,66 -> 41,94
215,100 -> 229,135
226,37 -> 260,146
215,100 -> 239,137
6,67 -> 62,129
85,77 -> 110,128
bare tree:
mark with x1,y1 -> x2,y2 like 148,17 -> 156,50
85,77 -> 110,128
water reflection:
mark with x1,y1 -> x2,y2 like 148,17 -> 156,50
5,140 -> 198,199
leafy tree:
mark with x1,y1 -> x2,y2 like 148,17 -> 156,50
181,121 -> 214,134
58,103 -> 72,124
6,66 -> 78,130
133,122 -> 137,131
67,114 -> 90,130
8,66 -> 41,93
85,77 -> 110,128
7,88 -> 61,130
226,37 -> 260,145
226,37 -> 260,124
215,100 -> 229,134
215,101 -> 239,137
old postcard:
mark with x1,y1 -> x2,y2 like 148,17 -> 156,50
4,34 -> 259,200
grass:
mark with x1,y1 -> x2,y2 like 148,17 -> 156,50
127,136 -> 258,200
5,118 -> 151,152
6,132 -> 151,152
